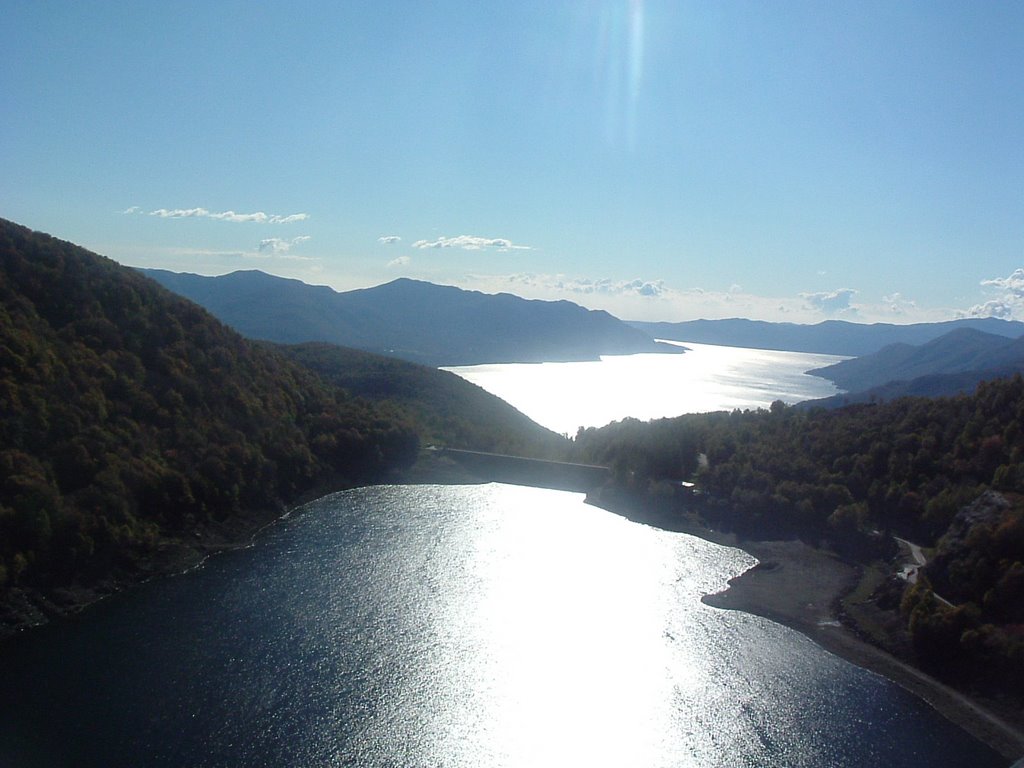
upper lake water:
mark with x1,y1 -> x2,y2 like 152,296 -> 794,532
443,340 -> 847,435
0,484 -> 1007,767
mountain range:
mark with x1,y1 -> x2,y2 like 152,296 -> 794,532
142,269 -> 677,366
142,267 -> 1024,411
630,317 -> 1024,357
0,218 -> 563,634
803,327 -> 1024,407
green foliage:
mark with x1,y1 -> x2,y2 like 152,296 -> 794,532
575,378 -> 1024,541
0,219 -> 419,603
573,375 -> 1024,703
276,342 -> 569,459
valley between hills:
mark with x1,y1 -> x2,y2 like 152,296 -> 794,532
3,217 -> 1024,759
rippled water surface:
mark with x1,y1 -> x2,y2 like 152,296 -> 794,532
0,485 -> 1006,767
443,341 -> 846,434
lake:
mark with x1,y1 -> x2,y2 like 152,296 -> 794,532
0,484 -> 1006,767
0,344 -> 1011,767
443,340 -> 846,434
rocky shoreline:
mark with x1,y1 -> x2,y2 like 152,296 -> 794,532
704,540 -> 1024,762
583,486 -> 1024,763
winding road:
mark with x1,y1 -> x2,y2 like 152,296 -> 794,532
894,536 -> 954,607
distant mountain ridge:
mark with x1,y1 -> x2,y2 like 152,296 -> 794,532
798,367 -> 1024,410
0,219 -> 418,630
143,270 -> 676,366
799,327 -> 1024,407
0,218 -> 567,635
808,327 -> 1024,392
630,317 -> 1024,357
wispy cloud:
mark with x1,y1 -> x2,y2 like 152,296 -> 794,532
981,269 -> 1024,296
524,275 -> 669,298
799,288 -> 859,317
387,255 -> 411,268
125,206 -> 310,224
412,235 -> 532,251
959,268 -> 1024,319
378,235 -> 402,245
151,244 -> 313,262
962,300 -> 1016,319
258,235 -> 311,254
413,271 -> 954,323
153,246 -> 251,260
882,292 -> 918,316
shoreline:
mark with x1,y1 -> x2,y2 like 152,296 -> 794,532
703,540 -> 1024,762
583,490 -> 1024,762
0,455 -> 479,640
0,471 -> 369,643
3,466 -> 1022,762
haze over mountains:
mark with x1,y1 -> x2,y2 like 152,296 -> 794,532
145,268 -> 1024,387
804,327 -> 1024,407
142,269 -> 677,367
631,317 -> 1024,357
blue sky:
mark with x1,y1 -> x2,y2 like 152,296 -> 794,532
3,1 -> 1022,323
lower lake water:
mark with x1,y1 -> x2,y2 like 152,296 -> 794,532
0,484 -> 1007,767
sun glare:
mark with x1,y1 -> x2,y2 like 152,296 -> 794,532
596,0 -> 645,150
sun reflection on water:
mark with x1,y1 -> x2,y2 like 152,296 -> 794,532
373,483 -> 739,767
0,483 -> 1007,766
443,341 -> 846,434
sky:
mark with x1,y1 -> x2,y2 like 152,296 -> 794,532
3,1 -> 1023,324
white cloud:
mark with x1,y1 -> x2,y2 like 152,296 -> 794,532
387,255 -> 411,268
259,238 -> 288,253
882,292 -> 918,316
150,207 -> 209,219
378,235 -> 402,245
961,300 -> 1015,319
462,272 -> 806,321
121,205 -> 142,215
483,273 -> 667,298
458,274 -> 952,324
412,234 -> 532,251
799,288 -> 859,316
147,207 -> 309,224
981,268 -> 1024,297
257,235 -> 311,254
959,268 -> 1024,319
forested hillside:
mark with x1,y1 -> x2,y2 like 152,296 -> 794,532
0,220 -> 421,630
275,343 -> 568,458
807,327 -> 1024,394
574,381 -> 1024,702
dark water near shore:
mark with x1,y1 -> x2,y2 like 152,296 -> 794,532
0,485 -> 1008,767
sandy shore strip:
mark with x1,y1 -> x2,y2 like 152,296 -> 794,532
580,487 -> 1024,762
702,538 -> 1024,763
